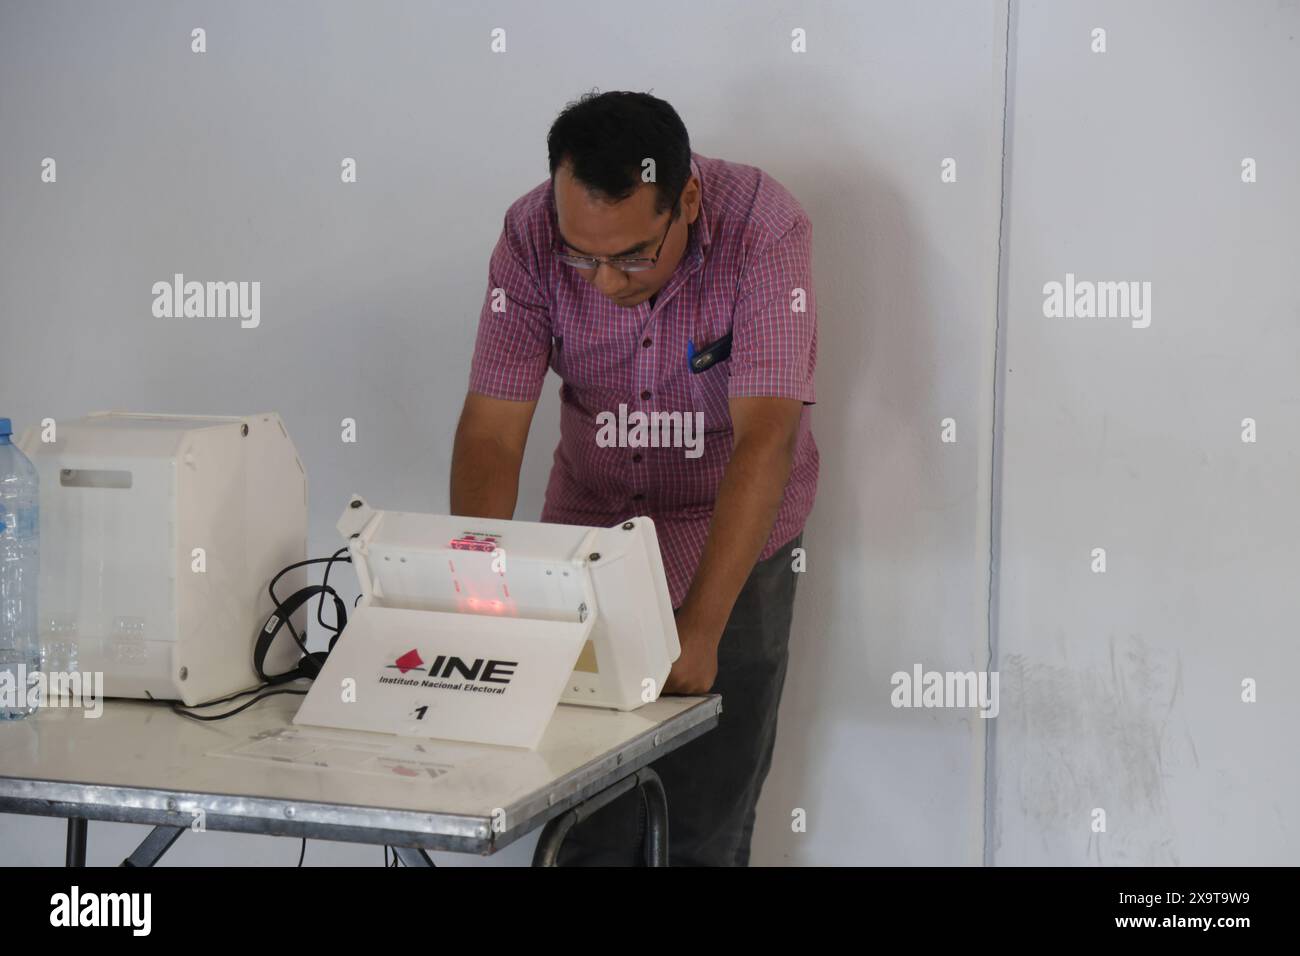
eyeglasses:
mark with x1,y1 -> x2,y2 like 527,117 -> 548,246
555,209 -> 676,274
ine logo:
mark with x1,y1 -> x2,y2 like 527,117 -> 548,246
381,649 -> 518,695
390,649 -> 426,674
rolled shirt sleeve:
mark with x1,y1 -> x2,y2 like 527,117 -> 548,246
467,216 -> 553,402
726,214 -> 817,405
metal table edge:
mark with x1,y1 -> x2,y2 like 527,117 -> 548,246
0,694 -> 722,856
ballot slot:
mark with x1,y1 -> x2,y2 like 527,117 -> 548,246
58,468 -> 133,489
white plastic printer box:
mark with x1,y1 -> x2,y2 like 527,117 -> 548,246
293,497 -> 680,750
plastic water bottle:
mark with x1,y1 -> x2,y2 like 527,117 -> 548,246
0,418 -> 40,719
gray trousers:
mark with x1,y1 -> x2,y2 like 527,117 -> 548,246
557,532 -> 802,867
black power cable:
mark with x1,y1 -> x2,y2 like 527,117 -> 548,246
268,548 -> 352,656
166,687 -> 308,722
146,549 -> 355,721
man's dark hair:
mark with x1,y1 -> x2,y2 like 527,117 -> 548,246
547,91 -> 692,219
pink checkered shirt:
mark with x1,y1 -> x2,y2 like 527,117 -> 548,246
468,152 -> 819,608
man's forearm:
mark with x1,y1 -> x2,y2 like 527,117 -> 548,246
678,434 -> 796,636
449,435 -> 523,519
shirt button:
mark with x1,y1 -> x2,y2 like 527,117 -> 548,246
631,453 -> 643,463
632,493 -> 645,501
640,389 -> 652,400
642,337 -> 652,348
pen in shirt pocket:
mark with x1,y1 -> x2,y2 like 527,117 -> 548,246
687,331 -> 732,373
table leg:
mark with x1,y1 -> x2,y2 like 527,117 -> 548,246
390,846 -> 435,866
531,767 -> 670,867
65,818 -> 87,867
121,825 -> 185,867
638,768 -> 669,867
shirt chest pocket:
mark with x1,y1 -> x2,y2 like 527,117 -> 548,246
688,354 -> 733,433
685,300 -> 734,432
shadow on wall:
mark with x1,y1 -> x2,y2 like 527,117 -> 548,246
702,82 -> 937,865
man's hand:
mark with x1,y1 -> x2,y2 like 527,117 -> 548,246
662,606 -> 725,695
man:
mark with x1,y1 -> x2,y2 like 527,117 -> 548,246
450,90 -> 818,866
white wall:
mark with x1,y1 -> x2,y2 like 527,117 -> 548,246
751,3 -> 1005,865
991,0 -> 1300,864
5,0 -> 1290,868
0,0 -> 1004,866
